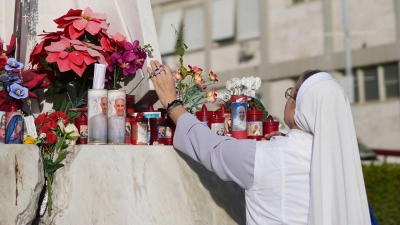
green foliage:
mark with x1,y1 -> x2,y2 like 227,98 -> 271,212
363,163 -> 400,225
52,98 -> 80,122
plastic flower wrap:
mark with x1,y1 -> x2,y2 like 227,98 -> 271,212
173,35 -> 218,113
29,110 -> 80,216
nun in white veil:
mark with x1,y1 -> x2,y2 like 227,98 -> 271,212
294,72 -> 371,225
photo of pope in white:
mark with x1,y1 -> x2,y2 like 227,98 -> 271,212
88,96 -> 108,143
108,96 -> 126,144
232,103 -> 247,131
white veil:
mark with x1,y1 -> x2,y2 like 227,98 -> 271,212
294,72 -> 371,225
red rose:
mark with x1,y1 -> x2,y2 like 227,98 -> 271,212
45,132 -> 58,144
35,113 -> 48,126
49,111 -> 69,124
39,120 -> 57,133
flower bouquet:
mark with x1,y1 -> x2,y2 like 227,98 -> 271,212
173,36 -> 218,113
0,35 -> 36,111
29,7 -> 152,116
216,76 -> 268,121
25,110 -> 80,216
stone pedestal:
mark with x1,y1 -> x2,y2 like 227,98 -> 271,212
2,145 -> 244,224
0,145 -> 44,225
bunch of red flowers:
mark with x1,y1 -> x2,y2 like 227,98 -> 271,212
29,7 -> 152,88
35,111 -> 69,149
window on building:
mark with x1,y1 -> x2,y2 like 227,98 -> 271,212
158,9 -> 183,55
183,7 -> 205,51
352,71 -> 359,103
212,0 -> 235,41
363,66 -> 379,101
237,0 -> 260,41
287,0 -> 316,6
383,62 -> 399,98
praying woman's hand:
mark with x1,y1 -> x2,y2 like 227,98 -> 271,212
147,60 -> 177,108
263,131 -> 285,140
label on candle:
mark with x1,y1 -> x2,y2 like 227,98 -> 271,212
211,123 -> 225,136
247,122 -> 263,136
24,115 -> 38,138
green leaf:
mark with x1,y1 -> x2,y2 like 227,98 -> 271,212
40,57 -> 54,71
180,66 -> 188,78
178,47 -> 185,57
55,151 -> 69,164
54,137 -> 64,152
46,163 -> 64,175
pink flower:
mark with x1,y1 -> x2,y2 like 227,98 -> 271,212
205,88 -> 217,103
209,71 -> 218,82
44,38 -> 98,76
188,65 -> 203,76
173,70 -> 183,81
53,8 -> 108,40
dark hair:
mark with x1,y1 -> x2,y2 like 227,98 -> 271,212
302,70 -> 321,83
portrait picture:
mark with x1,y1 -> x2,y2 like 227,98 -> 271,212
80,125 -> 88,138
212,123 -> 225,136
107,91 -> 126,144
88,90 -> 108,144
0,111 -> 6,143
248,122 -> 262,136
232,102 -> 247,131
166,127 -> 172,138
158,126 -> 166,138
126,121 -> 131,138
224,114 -> 232,135
5,112 -> 23,144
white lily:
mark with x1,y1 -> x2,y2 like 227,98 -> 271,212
65,124 -> 80,140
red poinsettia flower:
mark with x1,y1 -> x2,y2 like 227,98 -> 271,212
21,69 -> 52,98
30,31 -> 65,66
45,38 -> 98,76
0,54 -> 7,70
110,32 -> 127,49
54,7 -> 108,40
0,34 -> 16,57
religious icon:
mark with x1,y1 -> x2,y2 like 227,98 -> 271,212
80,125 -> 88,138
107,90 -> 126,144
88,89 -> 108,144
158,126 -> 167,138
5,111 -> 24,144
248,122 -> 262,136
232,102 -> 247,131
0,111 -> 6,144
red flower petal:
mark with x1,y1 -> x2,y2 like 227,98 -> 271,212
74,45 -> 87,51
57,57 -> 72,72
23,79 -> 39,89
59,51 -> 69,59
68,25 -> 85,40
39,81 -> 52,89
45,42 -> 66,52
46,52 -> 59,63
100,21 -> 109,29
68,51 -> 84,66
53,9 -> 82,23
28,91 -> 38,98
73,19 -> 88,31
100,36 -> 113,52
81,53 -> 97,65
85,21 -> 101,35
70,62 -> 87,77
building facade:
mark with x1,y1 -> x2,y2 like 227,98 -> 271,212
151,0 -> 400,150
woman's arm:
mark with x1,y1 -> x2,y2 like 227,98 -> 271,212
173,113 -> 256,190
